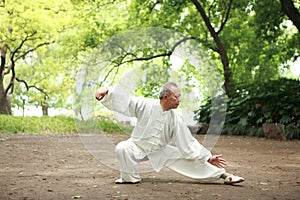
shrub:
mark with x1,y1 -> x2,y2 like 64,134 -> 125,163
195,78 -> 300,139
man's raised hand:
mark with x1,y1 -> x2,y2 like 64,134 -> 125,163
95,87 -> 109,101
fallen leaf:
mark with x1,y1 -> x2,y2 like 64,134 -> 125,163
260,182 -> 268,185
72,195 -> 81,199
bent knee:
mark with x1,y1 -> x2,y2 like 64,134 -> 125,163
115,141 -> 130,154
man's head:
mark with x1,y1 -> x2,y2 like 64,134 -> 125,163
159,82 -> 181,111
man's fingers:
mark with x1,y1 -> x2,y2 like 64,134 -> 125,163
95,87 -> 109,101
95,95 -> 103,101
218,158 -> 227,165
218,158 -> 227,163
208,155 -> 228,168
216,161 -> 227,168
219,161 -> 227,167
95,90 -> 104,101
219,164 -> 226,168
209,154 -> 227,168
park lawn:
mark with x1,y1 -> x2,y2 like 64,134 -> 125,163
0,115 -> 131,134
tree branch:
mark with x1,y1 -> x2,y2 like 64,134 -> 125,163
118,36 -> 195,65
149,0 -> 160,12
97,0 -> 117,7
99,36 -> 196,86
15,77 -> 49,99
11,32 -> 37,58
208,0 -> 216,19
14,41 -> 52,62
44,7 -> 68,14
5,40 -> 52,75
4,32 -> 53,95
5,32 -> 38,75
217,0 -> 233,34
280,0 -> 300,32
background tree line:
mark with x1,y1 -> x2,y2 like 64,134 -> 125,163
0,0 -> 299,137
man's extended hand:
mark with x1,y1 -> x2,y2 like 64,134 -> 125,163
95,87 -> 109,101
207,154 -> 227,168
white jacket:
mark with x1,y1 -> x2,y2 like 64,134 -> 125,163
101,88 -> 211,172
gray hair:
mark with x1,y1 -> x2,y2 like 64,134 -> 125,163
158,82 -> 178,99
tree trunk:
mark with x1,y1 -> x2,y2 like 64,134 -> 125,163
280,0 -> 300,32
191,0 -> 232,96
0,94 -> 12,115
0,44 -> 12,115
42,101 -> 48,116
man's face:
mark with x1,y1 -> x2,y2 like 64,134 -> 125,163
166,86 -> 181,110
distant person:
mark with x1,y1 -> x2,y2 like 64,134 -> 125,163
95,82 -> 244,185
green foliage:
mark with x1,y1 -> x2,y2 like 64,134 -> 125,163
0,0 -> 77,114
135,60 -> 171,98
195,78 -> 300,139
222,0 -> 298,87
0,115 -> 131,134
0,115 -> 77,134
127,0 -> 299,91
1,0 -> 131,114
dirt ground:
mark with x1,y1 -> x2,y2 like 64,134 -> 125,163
0,133 -> 299,200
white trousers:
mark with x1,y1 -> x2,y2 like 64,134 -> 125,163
115,140 -> 225,183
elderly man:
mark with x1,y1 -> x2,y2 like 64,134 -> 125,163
95,82 -> 244,185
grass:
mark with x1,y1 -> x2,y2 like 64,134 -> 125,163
0,115 -> 132,134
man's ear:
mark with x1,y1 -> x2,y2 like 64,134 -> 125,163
163,94 -> 168,100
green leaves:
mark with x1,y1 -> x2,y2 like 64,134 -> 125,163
2,0 -> 299,116
196,78 -> 300,139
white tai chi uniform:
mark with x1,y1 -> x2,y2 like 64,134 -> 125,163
101,88 -> 225,183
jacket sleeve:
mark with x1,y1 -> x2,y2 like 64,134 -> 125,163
172,113 -> 212,162
100,86 -> 145,118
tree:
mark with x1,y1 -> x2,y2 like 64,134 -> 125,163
12,48 -> 75,116
123,0 -> 242,96
122,0 -> 299,95
190,0 -> 233,95
2,0 -> 298,116
0,0 -> 73,114
227,0 -> 299,86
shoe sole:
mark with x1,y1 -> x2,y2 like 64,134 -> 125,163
224,179 -> 244,185
115,179 -> 140,184
115,181 -> 140,184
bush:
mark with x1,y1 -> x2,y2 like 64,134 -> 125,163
195,78 -> 300,139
